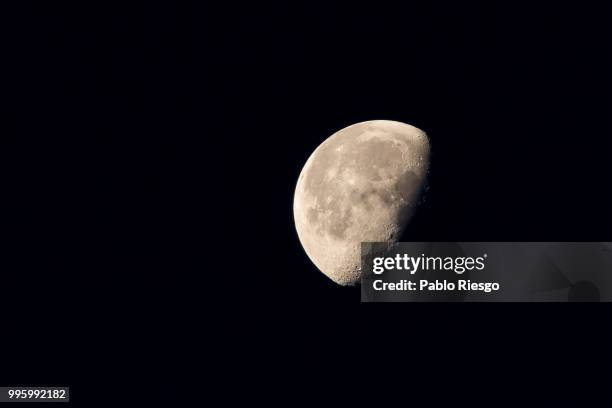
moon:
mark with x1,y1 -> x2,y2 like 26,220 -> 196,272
293,120 -> 430,286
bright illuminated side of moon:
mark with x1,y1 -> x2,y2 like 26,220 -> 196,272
293,120 -> 430,286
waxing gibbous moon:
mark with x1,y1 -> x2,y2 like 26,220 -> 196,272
293,120 -> 430,286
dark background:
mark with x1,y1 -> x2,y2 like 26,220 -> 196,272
3,2 -> 195,406
2,1 -> 610,405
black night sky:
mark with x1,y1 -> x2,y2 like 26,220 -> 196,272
2,1 -> 610,405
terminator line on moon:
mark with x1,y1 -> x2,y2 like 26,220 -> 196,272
293,120 -> 431,285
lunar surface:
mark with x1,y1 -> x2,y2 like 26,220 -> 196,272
293,120 -> 430,285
